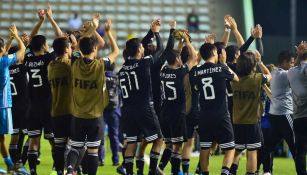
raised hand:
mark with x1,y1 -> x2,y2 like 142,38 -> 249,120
9,25 -> 18,38
224,15 -> 231,29
151,19 -> 161,33
92,13 -> 101,29
45,2 -> 52,18
104,19 -> 112,32
295,41 -> 307,55
252,24 -> 262,38
169,20 -> 176,29
21,33 -> 30,45
204,33 -> 216,44
38,9 -> 45,20
225,15 -> 237,31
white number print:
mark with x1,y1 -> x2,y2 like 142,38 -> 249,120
30,69 -> 42,87
202,77 -> 215,100
119,71 -> 139,99
161,81 -> 177,100
10,77 -> 17,95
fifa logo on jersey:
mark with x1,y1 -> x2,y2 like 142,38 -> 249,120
74,78 -> 98,89
49,77 -> 69,88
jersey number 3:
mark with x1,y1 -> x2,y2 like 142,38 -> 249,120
119,71 -> 139,99
202,77 -> 215,100
30,69 -> 43,87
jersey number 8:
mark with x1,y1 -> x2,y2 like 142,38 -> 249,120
202,77 -> 215,100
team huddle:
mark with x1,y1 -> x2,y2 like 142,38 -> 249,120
0,3 -> 307,175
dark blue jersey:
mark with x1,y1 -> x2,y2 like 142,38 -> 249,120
191,63 -> 234,116
9,64 -> 29,107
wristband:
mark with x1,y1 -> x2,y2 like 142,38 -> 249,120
225,28 -> 231,33
257,61 -> 263,65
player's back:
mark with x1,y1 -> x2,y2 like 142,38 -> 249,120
119,56 -> 153,108
9,64 -> 28,105
191,62 -> 233,116
160,64 -> 189,111
24,51 -> 54,103
48,58 -> 72,117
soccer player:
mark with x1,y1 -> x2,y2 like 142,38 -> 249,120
263,50 -> 296,175
118,20 -> 163,175
231,51 -> 272,175
160,32 -> 196,174
288,41 -> 307,175
66,16 -> 118,175
24,14 -> 55,175
48,37 -> 73,175
190,43 -> 239,175
0,25 -> 26,173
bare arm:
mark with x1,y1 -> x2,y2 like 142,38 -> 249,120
10,25 -> 26,63
226,16 -> 244,47
45,3 -> 64,37
183,33 -> 197,70
255,50 -> 272,81
29,9 -> 45,41
221,15 -> 231,46
104,19 -> 119,64
94,31 -> 105,49
4,35 -> 14,54
80,14 -> 100,38
262,84 -> 272,100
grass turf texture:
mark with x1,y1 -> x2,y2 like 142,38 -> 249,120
0,136 -> 296,175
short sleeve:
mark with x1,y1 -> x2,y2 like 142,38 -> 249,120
141,55 -> 154,66
103,57 -> 113,70
221,64 -> 234,80
1,53 -> 17,67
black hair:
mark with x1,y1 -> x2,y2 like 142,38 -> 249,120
30,35 -> 47,52
0,37 -> 4,53
277,50 -> 293,65
8,46 -> 19,54
126,38 -> 141,57
199,43 -> 216,60
214,42 -> 225,55
180,46 -> 189,64
79,37 -> 97,55
236,52 -> 256,77
226,45 -> 239,63
166,49 -> 180,65
123,49 -> 128,61
52,37 -> 70,56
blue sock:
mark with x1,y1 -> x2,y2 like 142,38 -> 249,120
4,156 -> 14,167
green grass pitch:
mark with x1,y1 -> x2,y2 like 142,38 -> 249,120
0,136 -> 296,175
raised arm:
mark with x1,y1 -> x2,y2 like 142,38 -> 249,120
94,31 -> 105,49
80,14 -> 100,38
294,41 -> 307,66
159,20 -> 176,63
253,24 -> 264,56
221,15 -> 231,46
45,3 -> 64,37
105,19 -> 119,64
255,50 -> 272,81
141,21 -> 154,47
4,35 -> 14,54
10,25 -> 26,64
151,20 -> 163,63
29,9 -> 45,41
226,16 -> 244,48
262,84 -> 272,100
184,33 -> 197,70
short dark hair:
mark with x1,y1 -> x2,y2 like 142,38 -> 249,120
199,43 -> 216,60
30,35 -> 47,52
236,52 -> 256,77
79,37 -> 97,55
126,38 -> 141,57
8,46 -> 19,54
214,42 -> 225,55
277,50 -> 293,65
123,49 -> 128,61
226,45 -> 239,63
0,37 -> 4,53
166,50 -> 180,65
180,46 -> 189,64
52,37 -> 70,56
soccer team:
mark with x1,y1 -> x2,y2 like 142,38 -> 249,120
0,3 -> 307,175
